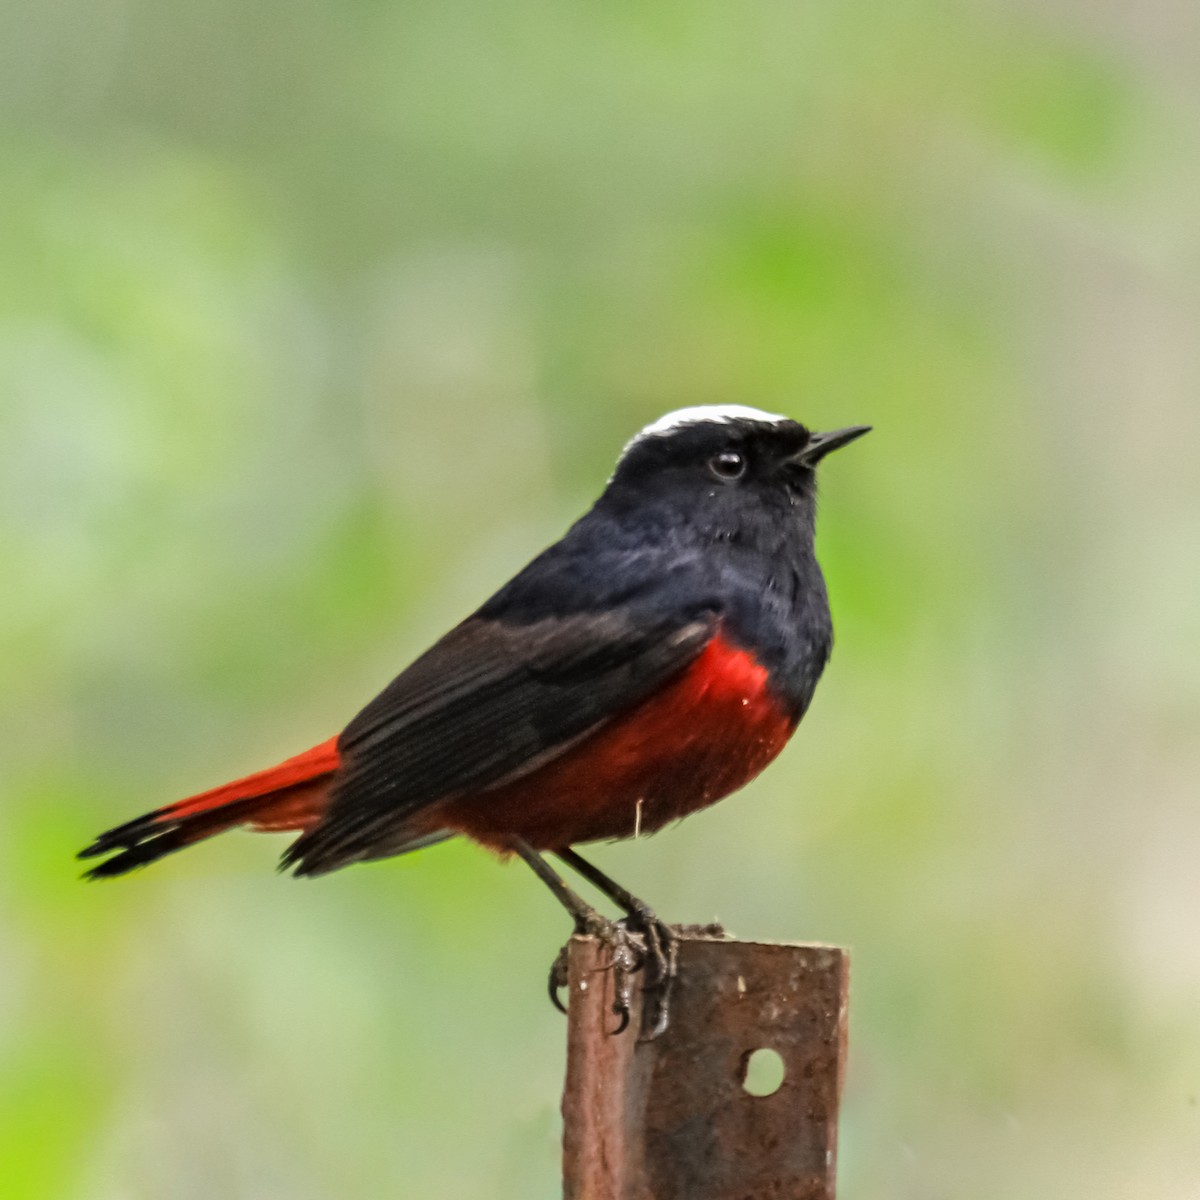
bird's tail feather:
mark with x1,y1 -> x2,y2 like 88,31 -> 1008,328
79,737 -> 340,879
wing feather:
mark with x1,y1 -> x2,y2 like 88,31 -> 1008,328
283,611 -> 713,873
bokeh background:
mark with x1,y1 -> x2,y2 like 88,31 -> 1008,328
3,1 -> 1199,1196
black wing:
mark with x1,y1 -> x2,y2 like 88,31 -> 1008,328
283,610 -> 714,874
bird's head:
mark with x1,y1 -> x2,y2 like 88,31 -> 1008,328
603,405 -> 869,542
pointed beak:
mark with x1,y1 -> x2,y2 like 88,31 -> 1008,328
795,424 -> 871,467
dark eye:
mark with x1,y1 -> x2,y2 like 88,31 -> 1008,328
708,450 -> 747,481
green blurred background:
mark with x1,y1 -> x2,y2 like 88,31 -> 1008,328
3,1 -> 1199,1196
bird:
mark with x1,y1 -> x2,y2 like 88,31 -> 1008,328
80,405 -> 868,1035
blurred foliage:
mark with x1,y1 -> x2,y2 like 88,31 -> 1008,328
2,1 -> 1199,1197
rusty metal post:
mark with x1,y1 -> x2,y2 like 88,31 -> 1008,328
562,934 -> 849,1200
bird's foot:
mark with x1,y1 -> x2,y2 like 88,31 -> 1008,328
548,911 -> 647,1035
613,916 -> 728,1039
548,908 -> 716,1039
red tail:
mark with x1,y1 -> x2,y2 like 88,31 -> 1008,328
79,738 -> 340,878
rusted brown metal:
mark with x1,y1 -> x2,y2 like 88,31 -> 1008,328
562,934 -> 849,1200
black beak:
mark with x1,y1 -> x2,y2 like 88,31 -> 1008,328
795,424 -> 871,468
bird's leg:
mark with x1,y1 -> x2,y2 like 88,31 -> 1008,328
554,848 -> 678,1040
508,838 -> 640,1034
554,848 -> 675,981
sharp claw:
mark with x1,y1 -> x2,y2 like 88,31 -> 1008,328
641,996 -> 670,1041
548,944 -> 570,1016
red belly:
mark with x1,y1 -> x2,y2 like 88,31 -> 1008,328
435,634 -> 797,851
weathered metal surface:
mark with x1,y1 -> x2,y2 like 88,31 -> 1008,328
562,934 -> 849,1200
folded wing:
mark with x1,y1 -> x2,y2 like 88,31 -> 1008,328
283,610 -> 714,874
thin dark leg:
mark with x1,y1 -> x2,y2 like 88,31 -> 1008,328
554,848 -> 726,942
509,837 -> 638,1032
510,838 -> 604,930
554,848 -> 651,915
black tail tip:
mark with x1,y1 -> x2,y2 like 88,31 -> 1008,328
79,857 -> 130,881
77,838 -> 168,880
76,814 -> 194,880
77,836 -> 115,862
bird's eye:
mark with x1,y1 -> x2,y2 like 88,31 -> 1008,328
708,450 -> 747,481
